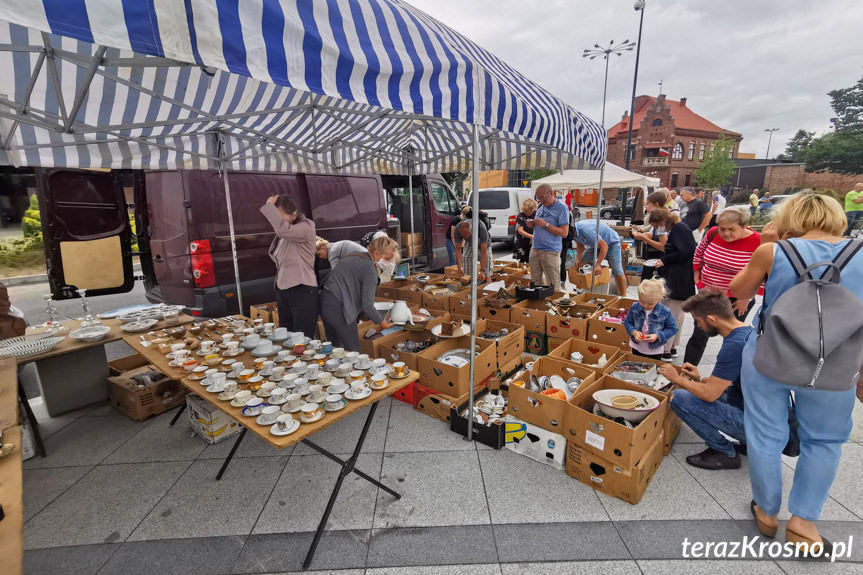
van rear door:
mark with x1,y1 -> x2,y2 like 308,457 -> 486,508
36,169 -> 136,299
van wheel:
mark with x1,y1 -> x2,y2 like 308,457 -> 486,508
600,209 -> 613,219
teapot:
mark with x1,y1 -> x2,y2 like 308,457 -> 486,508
389,300 -> 411,325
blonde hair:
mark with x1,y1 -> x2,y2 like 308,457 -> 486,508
716,206 -> 751,227
367,236 -> 400,261
773,191 -> 846,237
315,236 -> 329,250
638,278 -> 667,302
521,198 -> 538,213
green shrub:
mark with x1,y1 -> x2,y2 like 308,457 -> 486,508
0,235 -> 45,269
22,194 -> 42,238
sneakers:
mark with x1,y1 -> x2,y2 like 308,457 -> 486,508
661,349 -> 679,360
662,352 -> 672,360
670,348 -> 679,358
685,447 -> 742,470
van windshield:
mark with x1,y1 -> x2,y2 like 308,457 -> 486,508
474,190 -> 510,210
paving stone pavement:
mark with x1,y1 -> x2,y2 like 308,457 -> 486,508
20,296 -> 863,574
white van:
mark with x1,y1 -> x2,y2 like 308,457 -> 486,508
467,187 -> 535,243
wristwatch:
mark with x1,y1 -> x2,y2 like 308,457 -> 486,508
544,222 -> 550,229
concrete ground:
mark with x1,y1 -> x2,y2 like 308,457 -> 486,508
12,267 -> 863,574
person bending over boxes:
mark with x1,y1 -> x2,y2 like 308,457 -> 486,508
658,289 -> 753,470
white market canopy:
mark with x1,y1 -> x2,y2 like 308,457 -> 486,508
0,0 -> 607,174
531,162 -> 659,191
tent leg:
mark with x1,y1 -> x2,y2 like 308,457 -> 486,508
591,54 -> 612,293
221,169 -> 245,315
408,163 -> 414,275
466,124 -> 481,441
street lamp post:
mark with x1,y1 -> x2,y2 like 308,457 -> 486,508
764,128 -> 779,160
621,0 -> 646,226
584,40 -> 636,291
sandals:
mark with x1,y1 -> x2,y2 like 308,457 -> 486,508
750,500 -> 777,538
786,527 -> 833,558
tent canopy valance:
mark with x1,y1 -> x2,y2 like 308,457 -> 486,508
0,0 -> 607,174
531,162 -> 659,191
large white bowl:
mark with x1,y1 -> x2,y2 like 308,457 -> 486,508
592,388 -> 660,423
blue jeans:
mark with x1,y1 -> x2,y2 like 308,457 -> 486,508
845,210 -> 862,235
742,342 -> 856,520
671,389 -> 745,458
581,243 -> 625,277
446,237 -> 456,266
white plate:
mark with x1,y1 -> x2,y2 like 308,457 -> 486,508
256,415 -> 280,426
205,384 -> 225,393
242,406 -> 266,417
431,324 -> 470,338
345,388 -> 372,401
592,388 -> 661,423
270,420 -> 301,436
369,365 -> 393,376
69,325 -> 112,342
374,301 -> 395,312
121,318 -> 159,333
323,400 -> 348,412
300,411 -> 325,423
438,355 -> 469,368
251,348 -> 280,357
0,336 -> 66,358
643,259 -> 661,267
281,403 -> 304,413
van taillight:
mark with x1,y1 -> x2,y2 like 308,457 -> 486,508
190,240 -> 216,289
508,215 -> 517,226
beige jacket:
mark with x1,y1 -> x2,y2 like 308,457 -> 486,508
260,203 -> 316,290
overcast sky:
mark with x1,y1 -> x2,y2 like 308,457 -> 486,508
410,0 -> 863,159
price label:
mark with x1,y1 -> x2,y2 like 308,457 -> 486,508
584,429 -> 605,451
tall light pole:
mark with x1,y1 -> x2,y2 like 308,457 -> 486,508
621,0 -> 646,226
764,128 -> 779,160
584,40 -> 636,291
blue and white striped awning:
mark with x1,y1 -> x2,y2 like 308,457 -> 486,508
0,0 -> 607,173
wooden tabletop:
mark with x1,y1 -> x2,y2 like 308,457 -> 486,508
123,332 -> 419,450
16,314 -> 194,364
0,426 -> 23,575
0,358 -> 18,431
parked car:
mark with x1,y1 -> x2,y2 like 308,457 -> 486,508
464,188 -> 534,243
599,201 -> 637,220
36,169 -> 461,316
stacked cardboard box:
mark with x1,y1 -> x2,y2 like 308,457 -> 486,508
107,355 -> 188,421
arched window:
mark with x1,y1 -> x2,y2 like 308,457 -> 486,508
672,143 -> 684,159
652,118 -> 663,127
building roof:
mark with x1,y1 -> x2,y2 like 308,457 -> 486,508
608,95 -> 742,139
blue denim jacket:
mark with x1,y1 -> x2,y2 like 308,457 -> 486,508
623,302 -> 678,349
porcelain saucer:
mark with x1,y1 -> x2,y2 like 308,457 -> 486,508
218,390 -> 238,401
222,349 -> 244,357
281,403 -> 304,414
256,415 -> 280,426
242,405 -> 267,417
306,394 -> 328,404
230,398 -> 249,408
257,390 -> 273,398
323,400 -> 348,412
369,381 -> 390,391
345,388 -> 372,401
188,372 -> 208,381
268,395 -> 288,405
270,420 -> 301,436
196,349 -> 217,357
206,383 -> 225,393
369,365 -> 393,376
252,349 -> 279,357
328,382 -> 350,395
389,369 -> 412,380
300,410 -> 325,423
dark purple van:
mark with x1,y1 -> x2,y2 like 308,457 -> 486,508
36,169 -> 461,317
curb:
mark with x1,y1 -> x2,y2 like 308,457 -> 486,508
3,264 -> 143,287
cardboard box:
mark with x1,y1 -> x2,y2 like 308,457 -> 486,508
400,232 -> 423,247
444,265 -> 461,279
510,292 -> 566,332
572,293 -> 619,309
626,274 -> 642,287
587,306 -> 631,350
602,353 -> 680,397
356,320 -> 410,358
499,353 -> 526,379
478,294 -> 515,322
397,282 -> 426,306
546,336 -> 568,355
423,286 -> 467,312
375,328 -> 440,372
508,357 -> 596,433
414,381 -> 487,423
186,394 -> 243,444
546,339 -> 621,374
568,266 -> 611,289
546,303 -> 600,340
566,430 -> 664,504
107,356 -> 188,421
393,382 -> 415,405
401,245 -> 419,259
524,330 -> 547,355
448,289 -> 482,314
564,375 -> 667,468
614,297 -> 638,311
108,354 -> 149,376
250,302 -> 279,327
504,415 -> 567,470
417,336 -> 496,396
479,319 -> 525,367
663,409 -> 682,456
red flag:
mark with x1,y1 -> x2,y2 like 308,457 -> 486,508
658,147 -> 670,157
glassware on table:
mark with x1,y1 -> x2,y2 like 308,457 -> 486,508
77,288 -> 104,328
42,294 -> 68,334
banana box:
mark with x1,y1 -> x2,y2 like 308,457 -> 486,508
504,415 -> 567,470
186,394 -> 243,444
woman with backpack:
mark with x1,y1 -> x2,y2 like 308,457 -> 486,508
730,192 -> 863,557
684,207 -> 762,365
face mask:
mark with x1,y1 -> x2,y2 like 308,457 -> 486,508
377,260 -> 396,276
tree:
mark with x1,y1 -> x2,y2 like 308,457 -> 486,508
22,194 -> 41,238
802,130 -> 863,175
777,129 -> 814,162
828,74 -> 863,132
693,136 -> 736,188
441,172 -> 469,197
526,168 -> 558,183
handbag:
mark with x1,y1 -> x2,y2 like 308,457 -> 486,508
783,395 -> 801,458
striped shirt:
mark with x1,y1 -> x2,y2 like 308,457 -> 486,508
693,229 -> 763,295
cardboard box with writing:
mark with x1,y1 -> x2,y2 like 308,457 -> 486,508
508,357 -> 596,433
250,303 -> 279,327
107,355 -> 187,421
547,339 -> 621,374
186,394 -> 243,444
423,286 -> 467,312
524,330 -> 547,356
566,429 -> 664,504
504,414 -> 567,470
568,266 -> 611,289
546,303 -> 600,340
564,375 -> 667,468
587,306 -> 631,350
417,336 -> 496,396
663,409 -> 682,456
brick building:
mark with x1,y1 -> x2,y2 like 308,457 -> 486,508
606,94 -> 743,189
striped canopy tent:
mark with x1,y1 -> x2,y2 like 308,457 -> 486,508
0,0 -> 608,438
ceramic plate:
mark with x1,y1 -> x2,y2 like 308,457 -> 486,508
69,325 -> 112,342
369,381 -> 390,391
222,349 -> 244,357
369,365 -> 393,376
323,400 -> 348,412
268,396 -> 288,405
218,390 -> 238,401
256,415 -> 280,426
230,398 -> 249,408
389,369 -> 412,380
431,324 -> 471,338
345,388 -> 372,401
300,411 -> 325,423
270,420 -> 301,436
438,355 -> 469,368
251,348 -> 280,357
121,318 -> 159,333
281,404 -> 304,413
643,259 -> 661,267
205,384 -> 225,393
242,405 -> 267,417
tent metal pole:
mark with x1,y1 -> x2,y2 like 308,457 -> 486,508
467,123 -> 481,441
2,50 -> 45,149
591,53 -> 612,292
407,160 -> 414,275
219,137 -> 245,316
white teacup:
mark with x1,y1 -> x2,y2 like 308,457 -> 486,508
223,379 -> 238,393
204,367 -> 219,381
284,393 -> 303,411
254,342 -> 274,354
370,373 -> 388,389
226,341 -> 241,353
301,402 -> 323,419
210,372 -> 227,387
220,333 -> 235,344
245,397 -> 264,415
325,394 -> 343,409
306,364 -> 320,378
316,372 -> 332,386
294,378 -> 310,396
232,390 -> 252,405
259,381 -> 277,394
170,342 -> 186,353
258,405 -> 281,425
356,354 -> 372,369
271,366 -> 286,381
348,370 -> 366,384
307,384 -> 327,403
279,373 -> 298,389
243,327 -> 256,338
269,387 -> 288,403
331,347 -> 345,359
273,327 -> 289,340
392,361 -> 407,377
372,358 -> 386,371
276,413 -> 294,431
252,318 -> 264,329
260,361 -> 275,376
291,361 -> 309,374
262,322 -> 275,335
245,333 -> 261,346
344,351 -> 359,365
350,379 -> 370,396
230,361 -> 245,376
335,363 -> 353,378
302,350 -> 316,362
308,339 -> 322,351
200,340 -> 216,353
174,349 -> 191,362
329,382 -> 350,394
325,359 -> 340,372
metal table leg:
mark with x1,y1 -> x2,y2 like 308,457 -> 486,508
169,403 -> 187,426
215,427 -> 247,480
300,402 -> 400,570
17,381 -> 46,457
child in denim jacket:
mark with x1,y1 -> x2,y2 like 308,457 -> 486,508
624,278 -> 678,360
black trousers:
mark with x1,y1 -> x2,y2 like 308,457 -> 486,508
275,284 -> 320,338
683,297 -> 756,366
320,289 -> 361,352
631,349 -> 666,361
